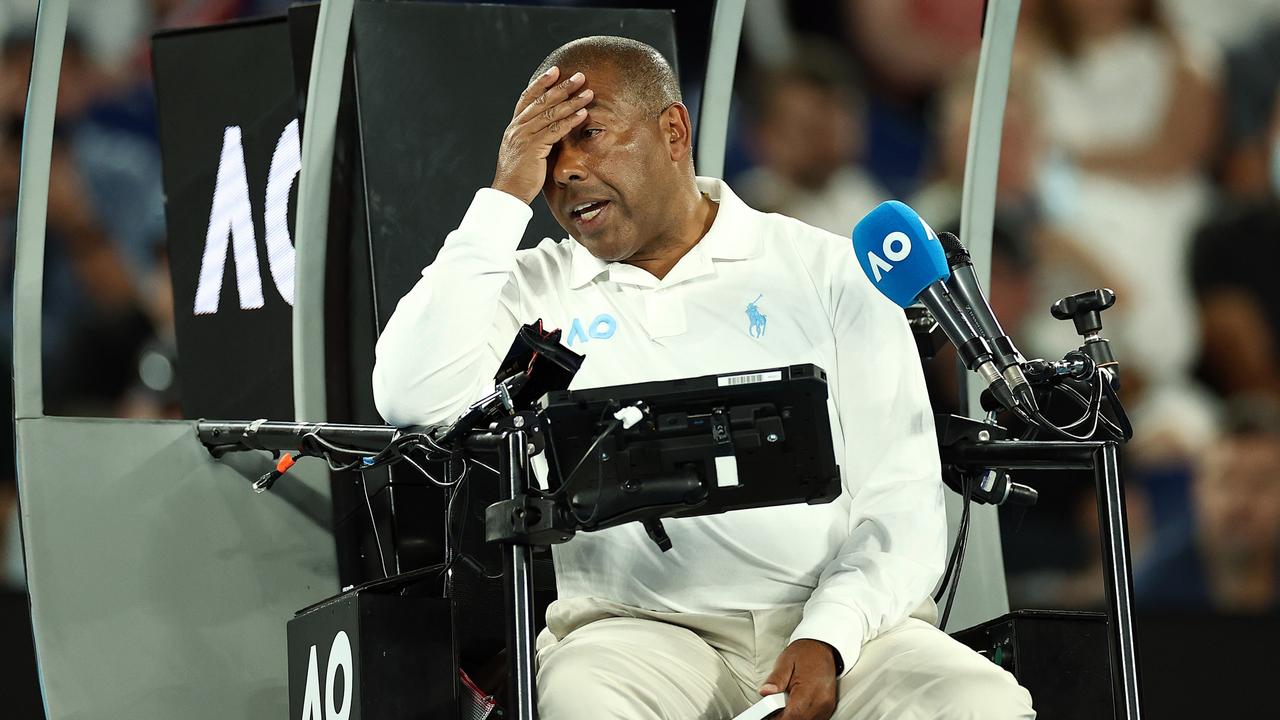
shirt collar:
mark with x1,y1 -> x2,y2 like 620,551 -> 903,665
567,177 -> 761,289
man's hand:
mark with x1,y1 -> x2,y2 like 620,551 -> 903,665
492,66 -> 593,204
759,639 -> 839,720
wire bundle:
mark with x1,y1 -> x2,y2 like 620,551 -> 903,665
1014,369 -> 1133,443
296,428 -> 490,580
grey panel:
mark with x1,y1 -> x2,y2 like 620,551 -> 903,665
17,417 -> 337,720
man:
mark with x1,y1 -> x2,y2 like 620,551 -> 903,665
1137,396 -> 1280,613
373,36 -> 1032,720
735,40 -> 886,238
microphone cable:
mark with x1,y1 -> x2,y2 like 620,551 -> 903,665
935,470 -> 974,630
1015,368 -> 1132,442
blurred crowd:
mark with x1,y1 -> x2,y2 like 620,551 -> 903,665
730,0 -> 1280,616
0,0 -> 293,589
2,0 -> 1279,628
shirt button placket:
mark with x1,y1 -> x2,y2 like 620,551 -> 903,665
645,289 -> 687,341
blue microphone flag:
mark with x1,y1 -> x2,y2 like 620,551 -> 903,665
852,200 -> 950,308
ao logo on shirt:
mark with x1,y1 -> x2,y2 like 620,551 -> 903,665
566,313 -> 617,346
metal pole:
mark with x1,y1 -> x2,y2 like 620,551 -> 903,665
502,430 -> 538,720
1093,442 -> 1142,719
942,437 -> 1143,716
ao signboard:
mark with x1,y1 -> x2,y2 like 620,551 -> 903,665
154,17 -> 301,420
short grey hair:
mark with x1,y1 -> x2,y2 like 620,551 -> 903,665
531,35 -> 681,115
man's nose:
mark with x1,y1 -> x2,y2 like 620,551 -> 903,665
552,144 -> 588,188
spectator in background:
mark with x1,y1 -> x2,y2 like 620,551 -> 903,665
0,31 -> 159,415
1022,0 -> 1220,459
1137,396 -> 1280,613
0,486 -> 20,590
1215,21 -> 1280,198
1161,0 -> 1280,60
735,40 -> 886,237
843,0 -> 984,103
910,53 -> 1043,229
0,354 -> 19,590
840,0 -> 988,193
1191,92 -> 1280,400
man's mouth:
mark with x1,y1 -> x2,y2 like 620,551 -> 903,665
569,199 -> 610,227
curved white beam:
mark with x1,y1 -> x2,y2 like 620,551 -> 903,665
12,0 -> 70,420
695,0 -> 746,178
945,0 -> 1023,631
292,0 -> 355,423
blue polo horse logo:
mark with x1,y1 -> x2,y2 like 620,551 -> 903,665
746,294 -> 767,338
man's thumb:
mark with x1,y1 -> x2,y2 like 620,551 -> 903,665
759,659 -> 793,696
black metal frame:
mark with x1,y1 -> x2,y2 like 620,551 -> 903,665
196,417 -> 1142,720
433,419 -> 542,719
494,432 -> 1144,720
942,439 -> 1140,720
499,429 -> 539,720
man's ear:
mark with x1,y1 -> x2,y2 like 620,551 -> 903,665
660,102 -> 693,162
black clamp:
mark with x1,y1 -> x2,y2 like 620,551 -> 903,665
490,411 -> 548,455
482,411 -> 569,546
485,495 -> 574,546
935,415 -> 1035,506
936,413 -> 1008,447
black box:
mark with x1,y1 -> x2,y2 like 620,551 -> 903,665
287,588 -> 456,719
951,609 -> 1114,719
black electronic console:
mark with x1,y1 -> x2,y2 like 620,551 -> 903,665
197,363 -> 842,719
506,364 -> 841,551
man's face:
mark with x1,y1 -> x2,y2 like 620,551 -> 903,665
756,81 -> 857,190
1195,436 -> 1280,561
542,64 -> 675,262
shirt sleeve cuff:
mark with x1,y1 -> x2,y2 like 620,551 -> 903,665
788,603 -> 867,678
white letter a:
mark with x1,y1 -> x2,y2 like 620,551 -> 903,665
300,644 -> 323,720
868,251 -> 893,282
194,125 -> 264,315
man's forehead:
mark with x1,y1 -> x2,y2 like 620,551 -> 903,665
555,62 -> 636,108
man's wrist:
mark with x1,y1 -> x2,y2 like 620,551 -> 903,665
489,180 -> 534,205
819,641 -> 844,675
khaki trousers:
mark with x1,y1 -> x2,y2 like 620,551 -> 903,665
535,597 -> 1034,719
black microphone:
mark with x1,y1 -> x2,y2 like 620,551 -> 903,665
936,232 -> 1038,411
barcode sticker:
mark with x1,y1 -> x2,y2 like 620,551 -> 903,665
717,370 -> 783,387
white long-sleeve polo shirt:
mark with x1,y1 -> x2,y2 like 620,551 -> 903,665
373,177 -> 946,674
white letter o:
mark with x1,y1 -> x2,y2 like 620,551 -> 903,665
883,231 -> 911,262
325,630 -> 353,720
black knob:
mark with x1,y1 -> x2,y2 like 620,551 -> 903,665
1051,288 -> 1116,336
